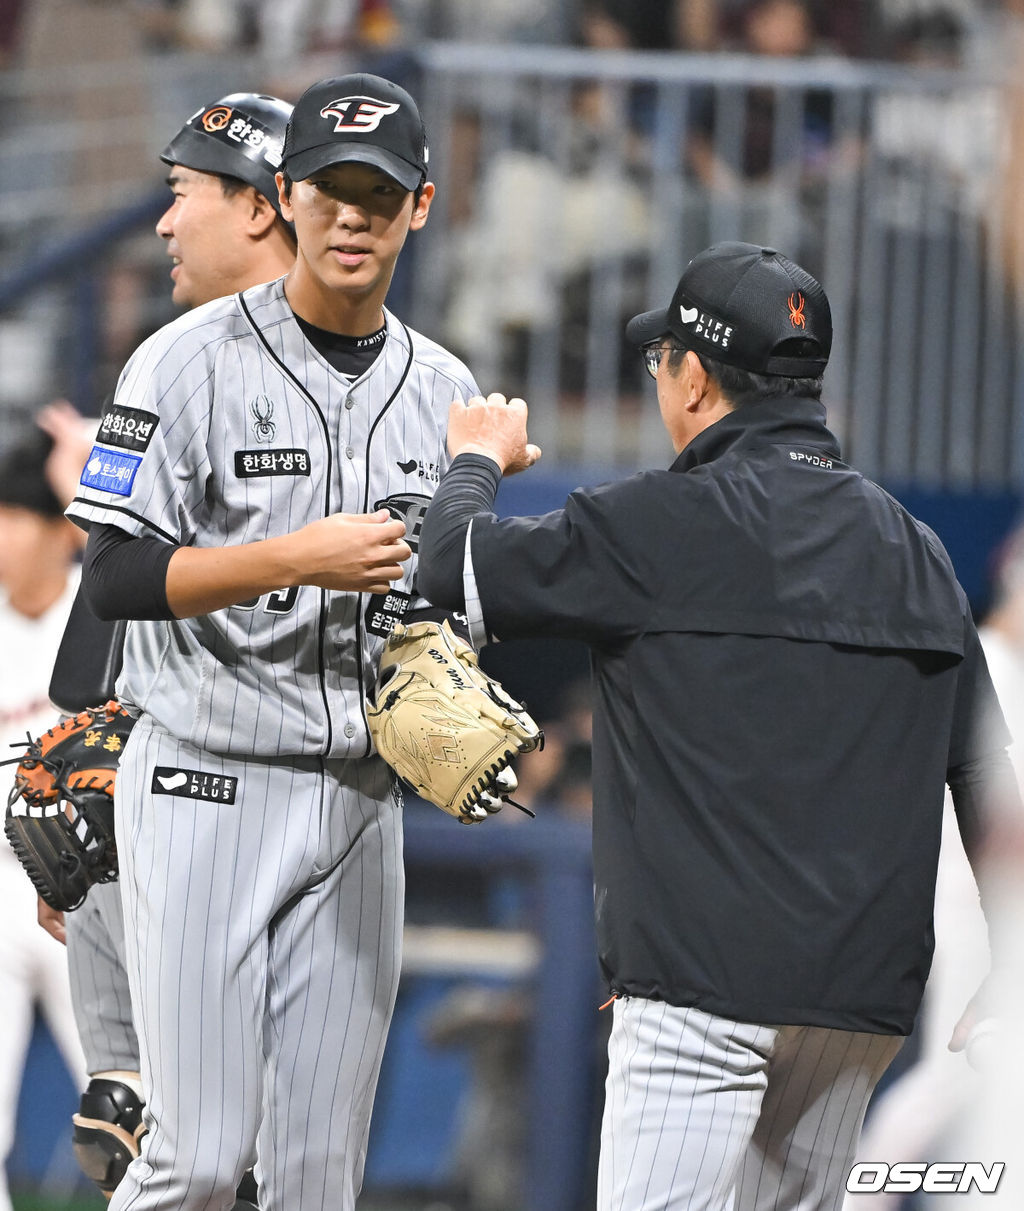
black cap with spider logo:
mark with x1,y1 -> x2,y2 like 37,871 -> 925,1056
627,243 -> 831,378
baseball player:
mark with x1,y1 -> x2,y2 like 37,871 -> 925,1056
66,73 -> 478,1211
42,91 -> 295,1205
0,432 -> 90,1211
415,244 -> 1019,1210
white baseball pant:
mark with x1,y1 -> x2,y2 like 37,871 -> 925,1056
599,998 -> 902,1211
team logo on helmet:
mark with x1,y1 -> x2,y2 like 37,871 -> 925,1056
320,96 -> 400,133
201,105 -> 233,133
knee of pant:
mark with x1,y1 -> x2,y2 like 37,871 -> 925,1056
161,1157 -> 254,1205
71,1078 -> 147,1196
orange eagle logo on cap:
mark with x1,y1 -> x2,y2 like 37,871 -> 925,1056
788,293 -> 806,329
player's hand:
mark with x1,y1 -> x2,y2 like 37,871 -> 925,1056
949,999 -> 977,1053
447,394 -> 542,476
291,510 -> 411,593
37,896 -> 67,945
950,973 -> 1000,1070
36,398 -> 95,510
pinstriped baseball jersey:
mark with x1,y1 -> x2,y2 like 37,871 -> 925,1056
67,277 -> 478,759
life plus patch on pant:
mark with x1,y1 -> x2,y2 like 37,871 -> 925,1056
150,767 -> 238,803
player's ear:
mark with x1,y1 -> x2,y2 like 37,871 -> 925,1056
247,188 -> 278,237
276,171 -> 293,223
409,182 -> 434,232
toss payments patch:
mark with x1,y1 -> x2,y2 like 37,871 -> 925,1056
151,766 -> 238,804
80,446 -> 143,496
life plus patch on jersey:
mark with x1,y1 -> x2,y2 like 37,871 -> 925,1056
96,404 -> 159,453
365,589 -> 412,637
234,449 -> 312,478
374,493 -> 430,552
151,766 -> 238,803
396,458 -> 440,483
80,446 -> 143,496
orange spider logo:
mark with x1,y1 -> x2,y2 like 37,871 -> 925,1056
788,293 -> 806,329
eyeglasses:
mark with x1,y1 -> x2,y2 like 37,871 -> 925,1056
642,343 -> 685,379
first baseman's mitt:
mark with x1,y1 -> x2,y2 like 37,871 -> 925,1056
4,700 -> 134,911
366,620 -> 542,823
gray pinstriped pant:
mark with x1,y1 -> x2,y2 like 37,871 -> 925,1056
66,880 -> 139,1074
107,715 -> 404,1211
599,998 -> 903,1211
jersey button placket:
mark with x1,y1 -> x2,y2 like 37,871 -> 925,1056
342,392 -> 357,463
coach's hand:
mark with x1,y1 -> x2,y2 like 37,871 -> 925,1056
448,394 -> 542,475
292,510 -> 411,594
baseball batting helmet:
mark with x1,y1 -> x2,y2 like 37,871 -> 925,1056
161,92 -> 293,219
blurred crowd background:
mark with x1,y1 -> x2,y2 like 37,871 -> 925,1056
5,0 -> 1024,484
2,1 -> 1024,1209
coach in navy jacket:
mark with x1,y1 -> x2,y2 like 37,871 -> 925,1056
417,243 -> 1015,1211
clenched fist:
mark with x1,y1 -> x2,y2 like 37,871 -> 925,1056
447,394 -> 542,475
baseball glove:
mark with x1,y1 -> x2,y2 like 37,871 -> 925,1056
366,620 -> 542,823
4,700 -> 134,911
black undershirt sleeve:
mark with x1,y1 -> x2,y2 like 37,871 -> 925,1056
416,453 -> 503,611
82,523 -> 177,621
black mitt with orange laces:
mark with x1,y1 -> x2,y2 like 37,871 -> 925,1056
4,700 -> 134,910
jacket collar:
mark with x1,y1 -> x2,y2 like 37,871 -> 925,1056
670,395 -> 842,473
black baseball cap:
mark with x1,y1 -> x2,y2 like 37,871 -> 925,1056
626,242 -> 832,377
161,93 -> 293,219
282,73 -> 428,191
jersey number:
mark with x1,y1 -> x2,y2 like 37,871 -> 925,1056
236,587 -> 299,615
